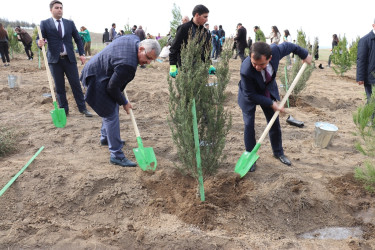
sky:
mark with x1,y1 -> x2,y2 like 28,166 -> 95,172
3,0 -> 374,48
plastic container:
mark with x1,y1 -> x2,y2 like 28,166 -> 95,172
8,75 -> 20,88
314,122 -> 338,148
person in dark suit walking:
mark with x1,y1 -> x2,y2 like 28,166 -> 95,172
238,42 -> 312,171
37,0 -> 92,117
80,36 -> 160,167
234,23 -> 247,62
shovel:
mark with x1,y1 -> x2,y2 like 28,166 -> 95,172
124,90 -> 157,171
37,25 -> 66,128
235,63 -> 308,177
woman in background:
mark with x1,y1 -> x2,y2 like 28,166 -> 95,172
0,23 -> 10,66
328,34 -> 339,67
79,26 -> 91,56
283,29 -> 292,67
267,26 -> 281,45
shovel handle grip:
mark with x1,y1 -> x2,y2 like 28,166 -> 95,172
257,63 -> 308,144
123,90 -> 141,137
37,26 -> 57,103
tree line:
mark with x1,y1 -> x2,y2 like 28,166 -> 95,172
0,18 -> 36,28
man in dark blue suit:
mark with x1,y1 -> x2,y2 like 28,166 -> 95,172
80,36 -> 160,167
238,42 -> 312,171
38,0 -> 92,117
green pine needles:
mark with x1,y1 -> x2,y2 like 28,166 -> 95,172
0,128 -> 19,157
167,29 -> 232,178
280,29 -> 315,98
331,35 -> 352,76
353,95 -> 375,192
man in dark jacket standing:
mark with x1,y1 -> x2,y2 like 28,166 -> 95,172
234,23 -> 247,62
135,25 -> 146,41
103,28 -> 110,46
109,23 -> 116,42
169,4 -> 214,77
356,19 -> 375,103
15,26 -> 33,60
238,42 -> 312,171
211,25 -> 220,60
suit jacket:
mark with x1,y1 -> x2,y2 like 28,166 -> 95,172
238,42 -> 308,113
356,30 -> 375,84
80,35 -> 139,117
234,26 -> 247,50
39,18 -> 84,63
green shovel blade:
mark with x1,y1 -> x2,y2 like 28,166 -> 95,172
234,143 -> 261,178
133,137 -> 157,171
51,101 -> 67,128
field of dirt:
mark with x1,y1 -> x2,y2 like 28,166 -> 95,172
0,52 -> 374,249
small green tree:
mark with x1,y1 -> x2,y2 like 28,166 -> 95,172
280,29 -> 315,99
7,26 -> 22,58
168,29 -> 232,178
349,36 -> 360,64
331,35 -> 352,76
170,3 -> 182,39
157,36 -> 168,49
353,95 -> 375,192
123,20 -> 132,35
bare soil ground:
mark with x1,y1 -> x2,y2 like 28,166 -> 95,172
0,53 -> 374,249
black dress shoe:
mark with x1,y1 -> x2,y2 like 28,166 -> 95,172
80,109 -> 93,117
275,155 -> 291,166
286,115 -> 304,128
249,162 -> 256,172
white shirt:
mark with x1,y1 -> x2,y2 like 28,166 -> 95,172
53,17 -> 66,54
261,64 -> 274,82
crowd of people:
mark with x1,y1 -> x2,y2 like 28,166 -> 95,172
1,1 -> 374,172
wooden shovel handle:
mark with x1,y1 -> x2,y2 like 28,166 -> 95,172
123,90 -> 141,137
37,25 -> 57,103
257,63 -> 308,144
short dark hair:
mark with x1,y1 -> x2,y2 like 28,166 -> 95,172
250,42 -> 272,60
50,0 -> 62,10
254,26 -> 259,30
237,23 -> 242,26
112,23 -> 116,27
219,25 -> 222,29
192,5 -> 209,16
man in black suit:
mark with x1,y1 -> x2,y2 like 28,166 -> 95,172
38,0 -> 92,117
234,23 -> 247,62
238,42 -> 312,171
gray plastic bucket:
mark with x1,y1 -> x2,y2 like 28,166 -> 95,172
8,75 -> 19,88
315,122 -> 338,148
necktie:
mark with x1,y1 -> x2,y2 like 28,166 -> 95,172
264,69 -> 272,98
57,20 -> 64,52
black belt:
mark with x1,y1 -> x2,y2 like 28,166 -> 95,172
59,55 -> 68,59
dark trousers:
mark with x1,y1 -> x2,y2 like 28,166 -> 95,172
24,42 -> 33,59
49,58 -> 87,113
0,42 -> 10,63
242,104 -> 284,156
100,105 -> 126,159
238,47 -> 246,62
